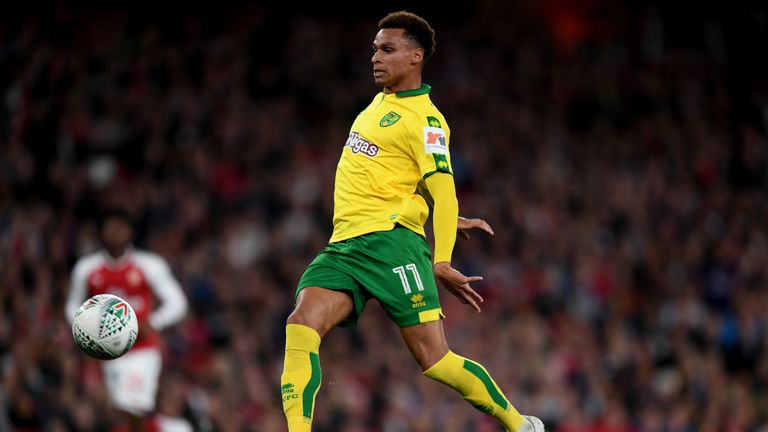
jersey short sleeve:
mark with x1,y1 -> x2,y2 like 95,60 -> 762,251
408,115 -> 453,179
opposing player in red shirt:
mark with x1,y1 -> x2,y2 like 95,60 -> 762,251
66,208 -> 188,432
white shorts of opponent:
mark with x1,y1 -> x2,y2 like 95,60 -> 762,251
102,347 -> 162,416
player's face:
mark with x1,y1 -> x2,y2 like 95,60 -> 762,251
102,217 -> 133,252
371,28 -> 423,90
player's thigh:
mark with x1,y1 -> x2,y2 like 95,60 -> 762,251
289,286 -> 355,337
399,319 -> 450,371
101,348 -> 162,415
294,247 -> 370,332
360,226 -> 443,327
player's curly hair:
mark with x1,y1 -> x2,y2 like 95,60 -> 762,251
100,207 -> 134,229
378,11 -> 436,62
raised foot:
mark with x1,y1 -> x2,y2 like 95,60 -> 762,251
515,415 -> 545,432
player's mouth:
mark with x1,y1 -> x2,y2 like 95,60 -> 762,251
373,69 -> 385,78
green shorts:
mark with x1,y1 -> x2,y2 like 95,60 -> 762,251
297,225 -> 443,328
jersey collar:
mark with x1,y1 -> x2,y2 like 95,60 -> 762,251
101,247 -> 134,268
395,83 -> 431,98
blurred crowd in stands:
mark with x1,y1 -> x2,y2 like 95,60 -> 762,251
2,2 -> 768,431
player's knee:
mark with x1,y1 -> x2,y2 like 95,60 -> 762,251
286,309 -> 310,327
286,310 -> 327,336
416,350 -> 448,371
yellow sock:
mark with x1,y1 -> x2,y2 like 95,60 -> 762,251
281,324 -> 322,432
424,351 -> 525,431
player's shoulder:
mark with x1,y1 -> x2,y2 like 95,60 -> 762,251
396,94 -> 448,130
132,250 -> 170,270
423,100 -> 449,130
397,104 -> 449,140
73,252 -> 107,274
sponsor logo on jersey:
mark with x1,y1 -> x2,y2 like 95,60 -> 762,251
411,293 -> 426,308
127,269 -> 141,286
379,111 -> 401,127
423,126 -> 447,155
345,132 -> 379,157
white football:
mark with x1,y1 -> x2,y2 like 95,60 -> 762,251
72,294 -> 138,360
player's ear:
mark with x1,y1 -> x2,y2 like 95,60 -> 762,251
411,47 -> 424,65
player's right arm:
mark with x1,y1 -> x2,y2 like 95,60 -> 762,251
65,259 -> 91,325
138,253 -> 188,331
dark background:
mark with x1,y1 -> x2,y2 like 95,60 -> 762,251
1,1 -> 768,431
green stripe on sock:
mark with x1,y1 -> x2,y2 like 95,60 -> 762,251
462,359 -> 509,410
302,352 -> 321,418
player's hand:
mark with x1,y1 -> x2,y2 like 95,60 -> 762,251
433,262 -> 484,312
457,216 -> 494,240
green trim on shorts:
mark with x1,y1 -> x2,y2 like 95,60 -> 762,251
297,225 -> 443,328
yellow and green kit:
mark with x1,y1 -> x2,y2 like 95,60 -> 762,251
284,83 -> 529,432
297,83 -> 452,327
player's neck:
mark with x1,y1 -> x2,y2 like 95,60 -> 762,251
105,247 -> 130,261
383,75 -> 422,94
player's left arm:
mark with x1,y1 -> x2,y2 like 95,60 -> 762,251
142,254 -> 189,330
457,216 -> 494,239
416,181 -> 494,240
65,260 -> 90,325
425,173 -> 484,312
425,173 -> 458,264
411,114 -> 485,311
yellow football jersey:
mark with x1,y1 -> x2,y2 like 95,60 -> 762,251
330,84 -> 453,243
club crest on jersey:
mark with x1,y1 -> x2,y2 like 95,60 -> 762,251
127,269 -> 142,287
345,132 -> 379,157
423,126 -> 448,155
90,274 -> 104,287
379,111 -> 401,127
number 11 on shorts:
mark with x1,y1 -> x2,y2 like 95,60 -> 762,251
392,263 -> 424,294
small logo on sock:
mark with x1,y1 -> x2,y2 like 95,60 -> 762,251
282,383 -> 299,401
471,402 -> 494,415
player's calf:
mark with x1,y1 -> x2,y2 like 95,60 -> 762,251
423,350 -> 533,431
281,324 -> 322,432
